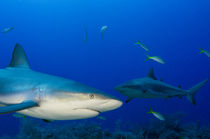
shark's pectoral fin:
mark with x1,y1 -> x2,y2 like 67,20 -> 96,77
0,100 -> 38,114
125,97 -> 134,103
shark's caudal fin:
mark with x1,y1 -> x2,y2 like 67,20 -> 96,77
187,79 -> 209,105
0,100 -> 38,114
147,68 -> 157,80
147,106 -> 154,114
8,44 -> 30,69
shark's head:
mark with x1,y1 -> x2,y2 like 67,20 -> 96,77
61,92 -> 123,113
37,87 -> 123,120
114,79 -> 146,98
114,68 -> 158,99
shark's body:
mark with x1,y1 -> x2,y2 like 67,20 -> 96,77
115,68 -> 208,105
0,44 -> 122,121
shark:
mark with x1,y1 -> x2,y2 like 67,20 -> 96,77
0,44 -> 122,121
115,68 -> 208,105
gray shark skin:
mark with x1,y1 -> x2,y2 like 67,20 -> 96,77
0,44 -> 122,121
115,68 -> 208,105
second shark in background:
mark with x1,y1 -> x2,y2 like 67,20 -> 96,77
115,68 -> 208,105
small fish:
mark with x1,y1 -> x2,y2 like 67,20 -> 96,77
100,25 -> 108,40
135,40 -> 149,51
199,47 -> 210,57
145,54 -> 165,64
97,116 -> 106,120
13,113 -> 26,119
84,25 -> 87,43
1,27 -> 14,33
147,106 -> 165,121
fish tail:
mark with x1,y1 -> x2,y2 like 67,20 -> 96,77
198,47 -> 204,54
135,40 -> 140,45
147,106 -> 153,114
187,78 -> 209,105
145,54 -> 151,61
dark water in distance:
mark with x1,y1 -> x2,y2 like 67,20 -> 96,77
0,0 -> 209,137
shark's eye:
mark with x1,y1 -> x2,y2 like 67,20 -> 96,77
89,94 -> 95,99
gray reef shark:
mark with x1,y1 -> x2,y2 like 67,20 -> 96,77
0,44 -> 122,121
115,68 -> 208,105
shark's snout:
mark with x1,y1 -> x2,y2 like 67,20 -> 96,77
89,99 -> 123,113
114,85 -> 126,93
115,82 -> 141,93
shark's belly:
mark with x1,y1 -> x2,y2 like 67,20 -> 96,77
123,90 -> 165,98
136,93 -> 165,98
18,102 -> 99,120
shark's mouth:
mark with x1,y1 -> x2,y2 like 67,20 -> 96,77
72,99 -> 122,114
85,108 -> 101,113
73,108 -> 101,114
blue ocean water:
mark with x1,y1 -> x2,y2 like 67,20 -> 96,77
0,0 -> 209,138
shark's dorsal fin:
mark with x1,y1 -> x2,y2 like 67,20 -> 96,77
147,68 -> 157,80
8,44 -> 30,69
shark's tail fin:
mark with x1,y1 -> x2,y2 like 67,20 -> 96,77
147,106 -> 154,114
187,79 -> 209,105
